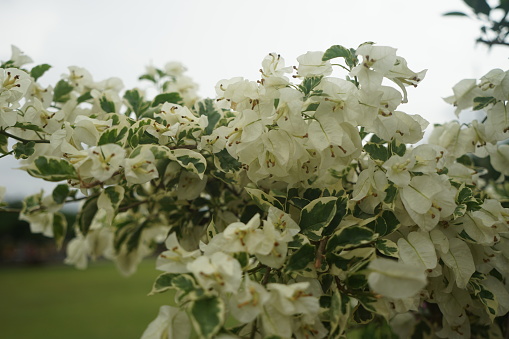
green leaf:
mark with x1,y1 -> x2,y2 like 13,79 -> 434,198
13,122 -> 46,133
189,296 -> 224,339
390,139 -> 406,157
52,184 -> 70,204
0,133 -> 8,154
375,239 -> 399,258
139,74 -> 156,83
364,142 -> 389,161
149,273 -> 179,295
384,184 -> 397,204
323,195 -> 348,236
151,92 -> 182,107
52,212 -> 67,250
53,79 -> 74,103
13,141 -> 35,159
329,291 -> 350,337
171,149 -> 207,178
299,197 -> 337,241
353,304 -> 374,324
98,126 -> 128,146
214,149 -> 241,172
443,11 -> 469,16
327,226 -> 377,252
365,210 -> 400,237
77,195 -> 99,235
99,96 -> 116,113
124,89 -> 150,117
322,45 -> 352,61
464,0 -> 491,15
286,243 -> 315,272
473,96 -> 497,110
196,98 -> 221,135
298,76 -> 323,98
322,45 -> 357,68
30,64 -> 51,81
77,91 -> 92,103
244,187 -> 284,211
25,156 -> 78,181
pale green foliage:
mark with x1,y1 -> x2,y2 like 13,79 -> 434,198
1,43 -> 509,338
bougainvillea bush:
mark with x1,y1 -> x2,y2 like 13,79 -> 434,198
1,43 -> 509,338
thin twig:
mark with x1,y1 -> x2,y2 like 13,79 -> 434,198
0,130 -> 49,144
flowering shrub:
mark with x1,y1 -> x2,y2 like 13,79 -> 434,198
1,43 -> 509,338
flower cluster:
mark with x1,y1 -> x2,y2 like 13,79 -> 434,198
1,43 -> 509,339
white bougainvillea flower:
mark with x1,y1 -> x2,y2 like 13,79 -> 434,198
351,166 -> 388,214
75,143 -> 125,182
218,78 -> 260,111
291,316 -> 328,339
156,233 -> 201,274
220,213 -> 266,254
400,174 -> 456,231
177,172 -> 207,201
397,231 -> 438,271
229,277 -> 270,323
0,67 -> 32,104
440,238 -> 475,289
484,102 -> 509,142
64,66 -> 93,90
187,251 -> 242,293
382,154 -> 415,187
371,111 -> 428,144
23,98 -> 65,133
368,258 -> 427,299
266,206 -> 300,241
141,305 -> 191,339
64,234 -> 90,270
124,146 -> 159,185
164,61 -> 187,77
487,143 -> 509,176
443,78 -> 483,116
261,53 -> 293,79
266,282 -> 320,317
296,51 -> 333,78
9,45 -> 33,67
479,68 -> 505,91
350,44 -> 397,89
428,121 -> 477,159
73,115 -> 113,147
255,221 -> 290,268
409,144 -> 447,174
261,282 -> 321,337
19,192 -> 64,237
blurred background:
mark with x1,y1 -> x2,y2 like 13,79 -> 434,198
0,0 -> 508,338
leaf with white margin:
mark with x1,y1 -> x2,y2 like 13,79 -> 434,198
441,238 -> 475,289
170,148 -> 207,179
482,276 -> 509,318
141,305 -> 192,339
368,258 -> 427,299
189,296 -> 225,339
397,231 -> 437,270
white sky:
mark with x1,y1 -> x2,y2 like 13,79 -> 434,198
1,0 -> 508,200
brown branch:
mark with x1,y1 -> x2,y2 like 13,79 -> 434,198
314,237 -> 328,269
118,199 -> 149,212
0,130 -> 49,144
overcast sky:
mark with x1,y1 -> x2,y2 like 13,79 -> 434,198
1,0 -> 508,200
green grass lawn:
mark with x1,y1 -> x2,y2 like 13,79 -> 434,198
0,260 -> 172,339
